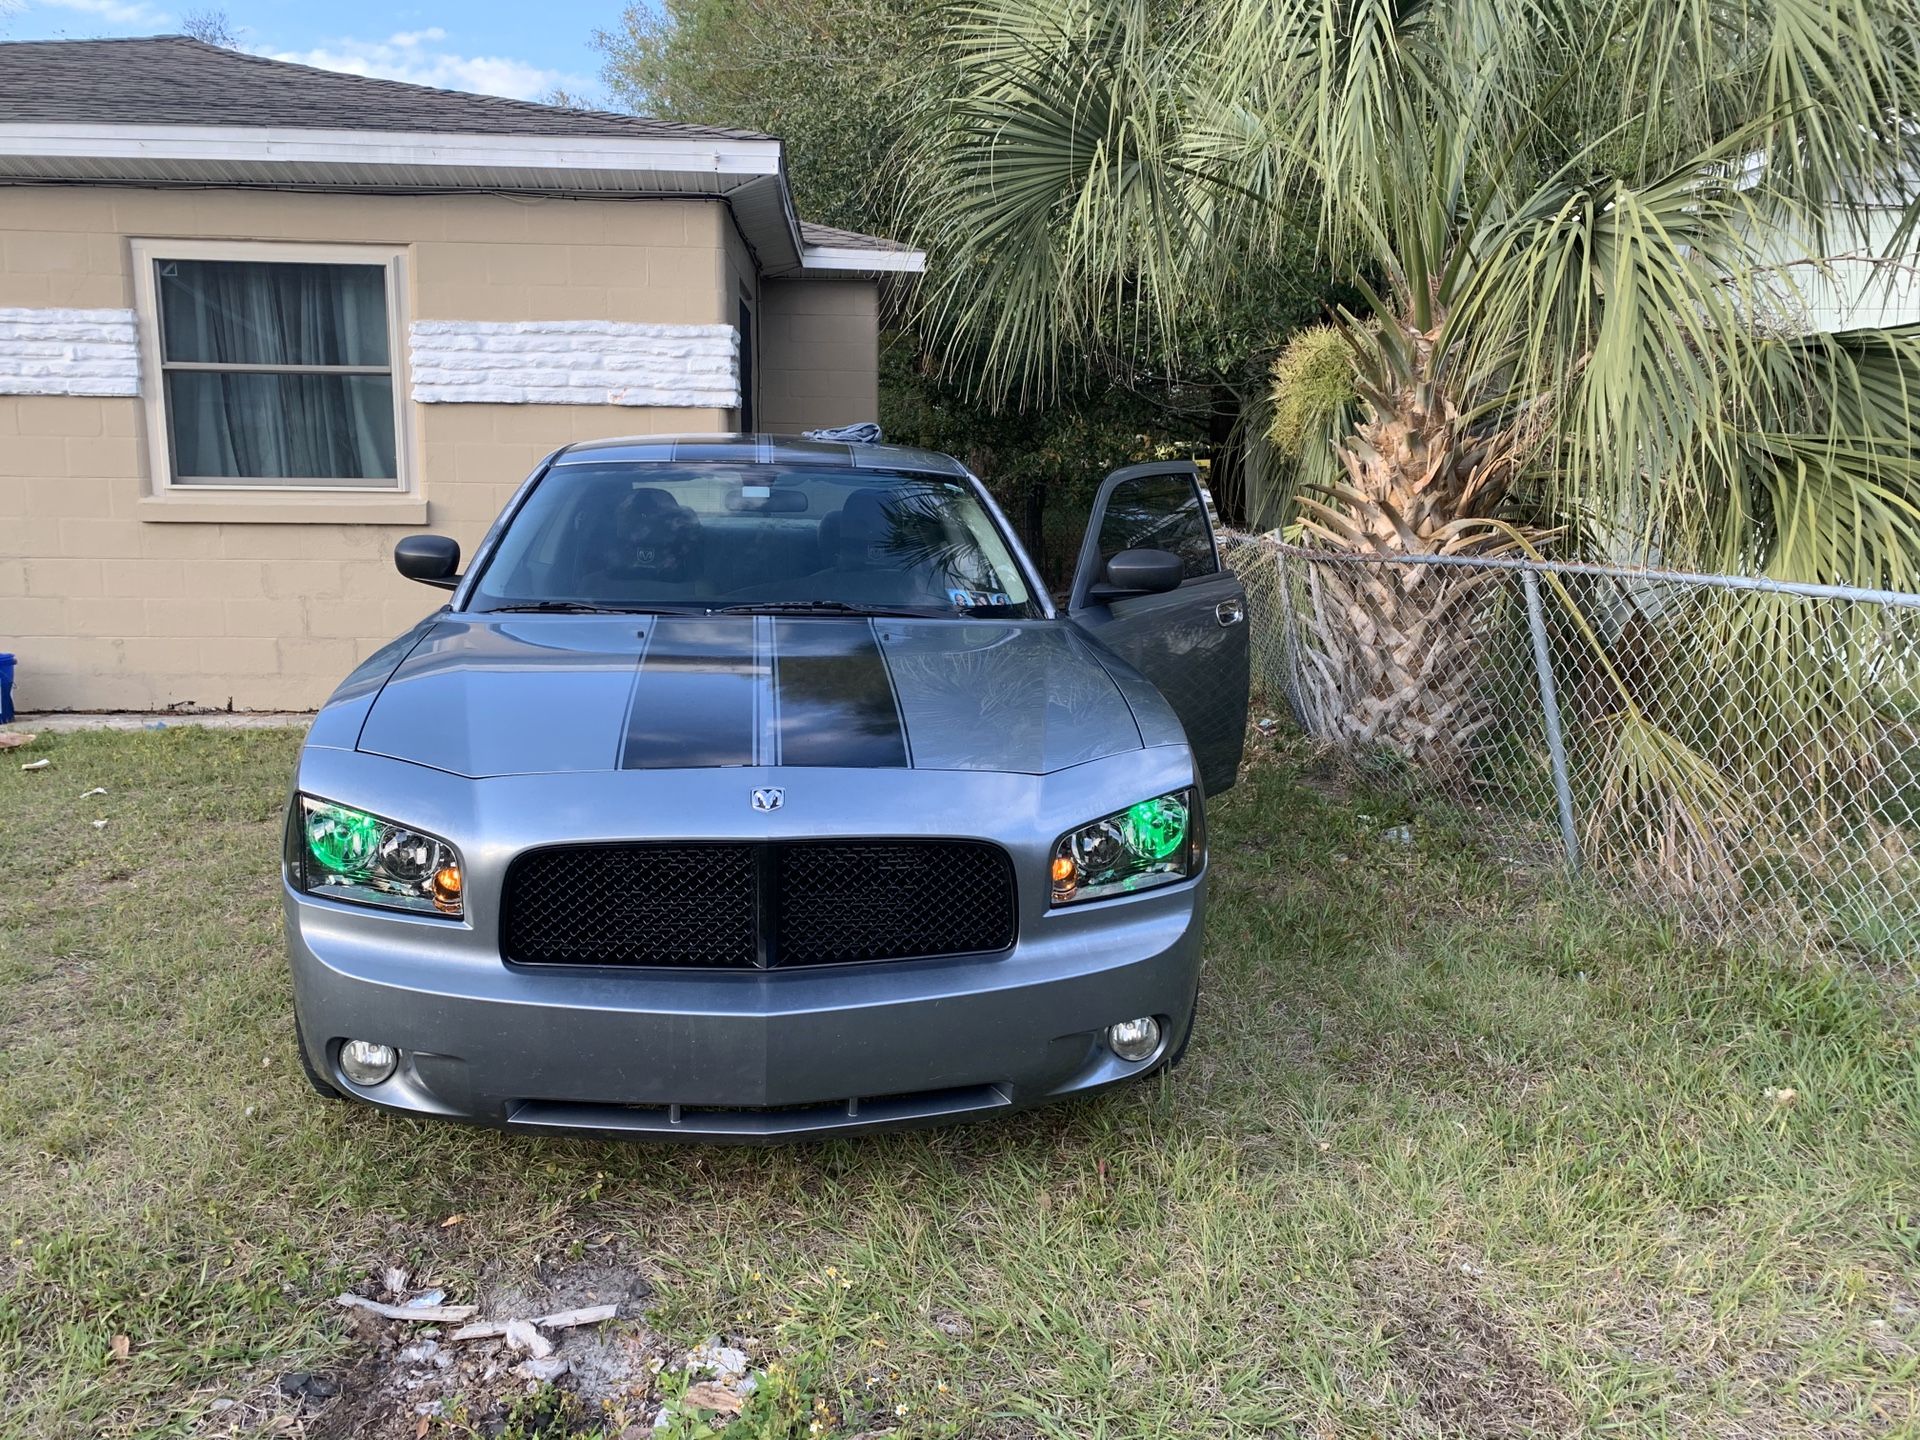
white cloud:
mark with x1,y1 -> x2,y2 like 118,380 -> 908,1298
271,30 -> 585,102
28,0 -> 172,27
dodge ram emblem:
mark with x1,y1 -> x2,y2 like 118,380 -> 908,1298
751,787 -> 784,813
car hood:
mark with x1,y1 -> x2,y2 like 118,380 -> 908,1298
350,614 -> 1147,778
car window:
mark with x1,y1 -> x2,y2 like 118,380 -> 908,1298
1095,471 -> 1218,580
468,462 -> 1040,618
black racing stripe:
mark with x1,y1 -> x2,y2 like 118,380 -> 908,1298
772,618 -> 910,768
621,615 -> 761,768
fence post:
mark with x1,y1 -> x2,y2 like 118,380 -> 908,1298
1275,545 -> 1306,729
1522,567 -> 1580,871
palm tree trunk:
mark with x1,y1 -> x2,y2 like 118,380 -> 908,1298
1290,327 -> 1528,789
1296,552 -> 1507,788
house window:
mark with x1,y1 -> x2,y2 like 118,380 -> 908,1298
133,241 -> 408,492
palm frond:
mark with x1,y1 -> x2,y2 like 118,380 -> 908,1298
901,0 -> 1233,399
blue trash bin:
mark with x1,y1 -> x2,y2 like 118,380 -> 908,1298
0,653 -> 13,724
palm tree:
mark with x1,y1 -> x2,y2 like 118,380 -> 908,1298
902,0 -> 1920,879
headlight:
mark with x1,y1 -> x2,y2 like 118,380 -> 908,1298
1050,789 -> 1199,905
289,795 -> 464,917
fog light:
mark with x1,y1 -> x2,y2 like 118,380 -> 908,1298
339,1040 -> 398,1086
1107,1016 -> 1162,1063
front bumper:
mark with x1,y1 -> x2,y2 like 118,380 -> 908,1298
290,875 -> 1201,1141
286,746 -> 1205,1142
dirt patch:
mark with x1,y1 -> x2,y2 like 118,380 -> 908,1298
483,1261 -> 661,1408
1366,1250 -> 1576,1438
299,1259 -> 674,1440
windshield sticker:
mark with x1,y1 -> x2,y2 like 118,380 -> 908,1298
948,588 -> 1013,609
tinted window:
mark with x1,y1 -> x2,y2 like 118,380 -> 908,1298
470,462 -> 1040,617
1095,471 -> 1217,579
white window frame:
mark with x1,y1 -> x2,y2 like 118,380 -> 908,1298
131,238 -> 413,495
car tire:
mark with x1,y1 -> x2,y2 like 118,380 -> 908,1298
294,1019 -> 343,1100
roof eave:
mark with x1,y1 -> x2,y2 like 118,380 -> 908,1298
780,245 -> 927,279
0,120 -> 785,176
0,119 -> 809,271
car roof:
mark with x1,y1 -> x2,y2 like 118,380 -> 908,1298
551,433 -> 971,480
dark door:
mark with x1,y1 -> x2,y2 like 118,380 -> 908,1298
736,298 -> 755,432
1067,461 -> 1250,795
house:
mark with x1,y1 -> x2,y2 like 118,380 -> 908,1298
0,35 -> 924,711
1752,209 -> 1920,332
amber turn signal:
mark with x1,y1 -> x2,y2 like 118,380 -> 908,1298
431,864 -> 463,912
1050,854 -> 1077,902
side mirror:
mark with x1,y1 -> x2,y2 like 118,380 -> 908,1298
395,534 -> 461,590
1097,547 -> 1184,598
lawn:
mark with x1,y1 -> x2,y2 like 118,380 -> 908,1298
2,726 -> 1916,1439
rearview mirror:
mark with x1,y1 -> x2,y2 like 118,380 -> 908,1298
395,534 -> 462,590
1097,548 -> 1184,597
726,488 -> 809,514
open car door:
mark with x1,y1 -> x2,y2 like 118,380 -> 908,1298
1067,461 -> 1250,796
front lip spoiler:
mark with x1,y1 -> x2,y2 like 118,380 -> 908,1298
503,1083 -> 1014,1142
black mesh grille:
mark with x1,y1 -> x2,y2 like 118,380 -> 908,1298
503,841 -> 1016,969
777,842 -> 1016,965
504,844 -> 757,968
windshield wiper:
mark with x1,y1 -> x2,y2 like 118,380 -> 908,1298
708,600 -> 935,618
485,600 -> 686,615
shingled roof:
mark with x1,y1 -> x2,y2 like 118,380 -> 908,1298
0,34 -> 769,141
798,221 -> 917,254
0,36 -> 925,276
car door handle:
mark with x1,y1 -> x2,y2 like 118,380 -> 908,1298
1215,599 -> 1245,627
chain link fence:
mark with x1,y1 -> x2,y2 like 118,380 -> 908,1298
1222,532 -> 1920,962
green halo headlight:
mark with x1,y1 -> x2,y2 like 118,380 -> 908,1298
1052,789 -> 1199,905
1123,795 -> 1188,861
292,796 -> 463,917
305,803 -> 381,876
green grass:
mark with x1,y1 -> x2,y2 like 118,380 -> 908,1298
3,726 -> 1918,1439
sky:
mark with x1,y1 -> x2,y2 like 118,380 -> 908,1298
0,0 -> 632,103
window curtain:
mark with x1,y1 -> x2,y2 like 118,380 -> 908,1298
159,260 -> 398,484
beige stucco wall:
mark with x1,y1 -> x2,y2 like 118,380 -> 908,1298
1,185 -> 742,712
757,277 -> 879,434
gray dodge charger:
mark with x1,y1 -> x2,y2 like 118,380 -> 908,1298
285,434 -> 1249,1141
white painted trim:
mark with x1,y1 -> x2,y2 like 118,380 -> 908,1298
1,121 -> 784,179
796,245 -> 927,275
136,491 -> 429,525
129,237 -> 416,497
408,319 -> 740,408
0,306 -> 140,396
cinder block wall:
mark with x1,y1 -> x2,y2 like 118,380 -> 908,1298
1,187 -> 737,712
756,277 -> 879,434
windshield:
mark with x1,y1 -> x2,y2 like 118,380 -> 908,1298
467,462 -> 1041,618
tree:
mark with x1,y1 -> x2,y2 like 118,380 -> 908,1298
904,0 -> 1920,864
596,0 -> 928,231
179,9 -> 240,47
594,0 -> 1315,564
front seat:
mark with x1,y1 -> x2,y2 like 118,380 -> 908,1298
581,487 -> 701,596
830,488 -> 893,570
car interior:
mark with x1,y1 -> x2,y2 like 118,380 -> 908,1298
474,463 -> 1033,612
